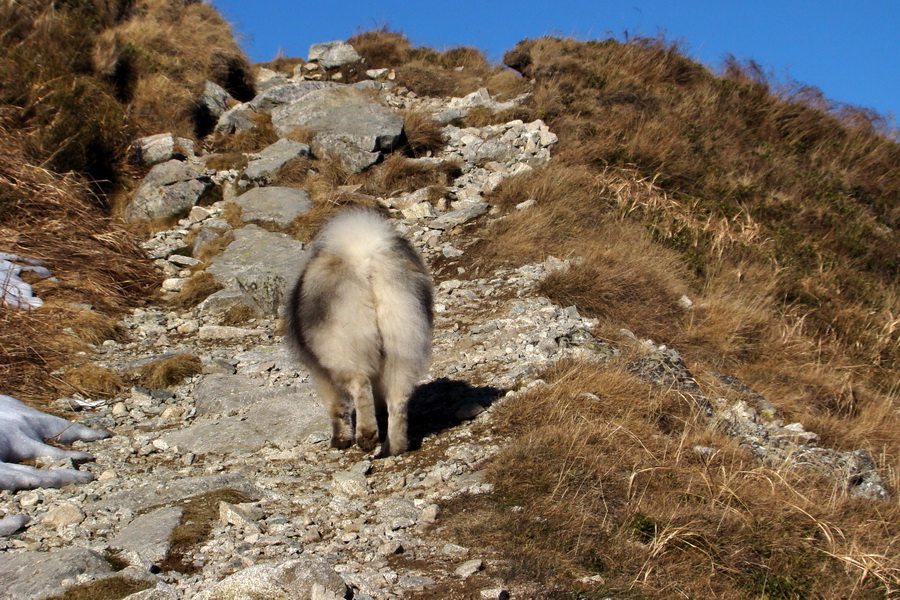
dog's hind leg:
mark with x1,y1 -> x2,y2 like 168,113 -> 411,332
377,358 -> 418,457
314,374 -> 353,449
348,376 -> 378,452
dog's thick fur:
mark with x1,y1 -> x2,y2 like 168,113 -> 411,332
286,208 -> 433,456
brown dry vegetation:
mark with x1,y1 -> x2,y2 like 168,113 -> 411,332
0,0 -> 249,402
62,363 -> 127,399
432,35 -> 900,598
441,360 -> 900,598
347,28 -> 527,100
136,353 -> 202,388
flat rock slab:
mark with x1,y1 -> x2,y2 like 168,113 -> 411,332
110,506 -> 184,566
193,557 -> 348,600
243,139 -> 311,184
0,547 -> 112,600
164,377 -> 328,454
205,225 -> 306,316
429,203 -> 489,230
272,86 -> 404,173
248,81 -> 342,112
88,474 -> 260,515
125,160 -> 210,223
229,186 -> 312,227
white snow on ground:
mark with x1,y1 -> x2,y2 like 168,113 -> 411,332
0,394 -> 110,492
0,252 -> 55,309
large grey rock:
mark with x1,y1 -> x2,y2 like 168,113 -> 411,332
132,133 -> 195,167
120,583 -> 180,600
272,86 -> 404,173
255,67 -> 288,92
249,81 -> 341,112
243,140 -> 311,185
109,506 -> 184,566
193,374 -> 265,416
462,138 -> 518,164
429,203 -> 489,230
308,40 -> 361,69
0,513 -> 29,536
215,103 -> 259,135
0,547 -> 112,600
205,225 -> 306,316
229,186 -> 313,227
124,160 -> 210,223
163,376 -> 328,454
88,474 -> 260,514
194,557 -> 348,600
198,81 -> 232,121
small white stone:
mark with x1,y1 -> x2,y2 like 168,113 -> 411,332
162,278 -> 186,292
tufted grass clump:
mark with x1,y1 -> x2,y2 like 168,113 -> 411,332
136,353 -> 203,389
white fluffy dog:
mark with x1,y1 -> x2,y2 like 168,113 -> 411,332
286,208 -> 433,456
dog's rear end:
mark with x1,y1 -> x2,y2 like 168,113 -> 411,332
286,208 -> 433,456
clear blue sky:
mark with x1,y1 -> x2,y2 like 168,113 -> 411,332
211,0 -> 899,122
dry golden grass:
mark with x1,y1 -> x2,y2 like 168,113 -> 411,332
348,28 -> 413,68
136,353 -> 202,389
401,110 -> 446,157
441,360 -> 900,598
271,156 -> 315,188
0,116 -> 158,402
424,35 -> 900,598
170,272 -> 223,309
361,154 -> 457,198
210,113 -> 279,154
63,364 -> 126,399
221,304 -> 255,326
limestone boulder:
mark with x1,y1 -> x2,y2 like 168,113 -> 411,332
229,186 -> 312,228
198,80 -> 232,121
131,133 -> 195,167
271,86 -> 403,173
124,160 -> 210,223
243,139 -> 311,184
0,547 -> 112,600
308,40 -> 361,69
249,81 -> 341,112
162,376 -> 328,454
205,225 -> 305,316
215,103 -> 259,135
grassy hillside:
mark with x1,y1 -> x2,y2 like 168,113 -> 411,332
1,12 -> 897,596
336,30 -> 900,599
410,35 -> 900,598
0,0 -> 253,401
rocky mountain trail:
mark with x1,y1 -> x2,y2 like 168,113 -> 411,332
0,48 -> 891,600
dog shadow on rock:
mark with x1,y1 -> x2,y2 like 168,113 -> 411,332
403,378 -> 505,451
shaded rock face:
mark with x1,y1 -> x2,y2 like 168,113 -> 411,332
271,86 -> 404,173
124,160 -> 210,224
196,81 -> 233,135
214,103 -> 258,135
